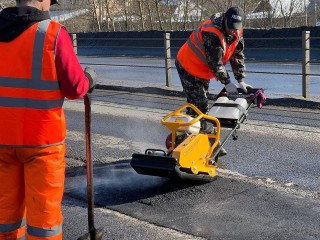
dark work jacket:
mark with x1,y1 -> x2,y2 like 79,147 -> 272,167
0,6 -> 50,42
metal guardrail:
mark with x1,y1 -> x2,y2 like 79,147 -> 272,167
71,32 -> 320,98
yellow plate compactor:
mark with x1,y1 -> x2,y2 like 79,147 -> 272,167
131,88 -> 265,182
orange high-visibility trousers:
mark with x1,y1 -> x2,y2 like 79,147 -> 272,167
0,144 -> 66,240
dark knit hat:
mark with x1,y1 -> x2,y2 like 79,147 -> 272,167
225,7 -> 244,30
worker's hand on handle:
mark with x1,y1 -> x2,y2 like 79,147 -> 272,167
224,82 -> 238,94
238,81 -> 253,93
84,67 -> 98,94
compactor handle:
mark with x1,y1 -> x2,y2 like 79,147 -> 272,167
161,104 -> 203,131
161,103 -> 220,133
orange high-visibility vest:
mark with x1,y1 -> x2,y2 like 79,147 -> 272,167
0,20 -> 66,147
177,19 -> 243,80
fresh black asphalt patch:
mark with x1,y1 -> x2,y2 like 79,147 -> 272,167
65,160 -> 320,240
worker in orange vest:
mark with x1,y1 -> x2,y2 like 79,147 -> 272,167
176,7 -> 253,115
0,0 -> 97,239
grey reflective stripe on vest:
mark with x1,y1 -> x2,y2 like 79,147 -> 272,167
0,140 -> 65,148
187,29 -> 207,65
187,23 -> 226,64
27,224 -> 62,238
193,29 -> 205,52
0,19 -> 63,109
0,218 -> 26,232
33,20 -> 50,81
0,77 -> 60,90
0,97 -> 64,110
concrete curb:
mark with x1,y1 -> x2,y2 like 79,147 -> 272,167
96,84 -> 320,110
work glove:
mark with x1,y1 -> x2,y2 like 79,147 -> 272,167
224,82 -> 238,94
238,81 -> 253,93
84,67 -> 98,93
249,89 -> 266,109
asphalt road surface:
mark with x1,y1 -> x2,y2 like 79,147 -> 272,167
62,88 -> 320,240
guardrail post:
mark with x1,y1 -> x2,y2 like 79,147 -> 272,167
71,33 -> 78,55
302,31 -> 310,98
164,32 -> 172,88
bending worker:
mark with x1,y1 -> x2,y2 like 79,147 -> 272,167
176,6 -> 253,115
0,0 -> 98,239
